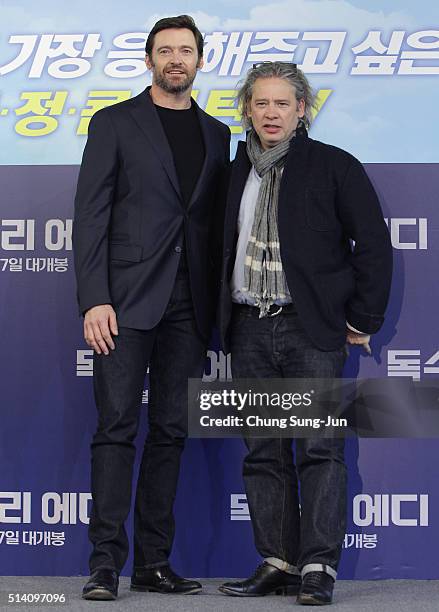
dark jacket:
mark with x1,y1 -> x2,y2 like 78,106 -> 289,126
218,128 -> 393,352
73,86 -> 230,339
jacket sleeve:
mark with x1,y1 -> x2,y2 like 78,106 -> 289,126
72,110 -> 119,316
337,156 -> 393,334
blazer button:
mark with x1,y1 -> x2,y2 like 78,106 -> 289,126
174,246 -> 182,253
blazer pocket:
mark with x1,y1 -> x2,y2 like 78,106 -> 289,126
109,243 -> 142,262
305,187 -> 337,231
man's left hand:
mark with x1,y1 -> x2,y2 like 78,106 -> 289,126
346,329 -> 371,354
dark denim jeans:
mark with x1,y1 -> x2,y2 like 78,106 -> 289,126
88,265 -> 207,574
230,304 -> 347,579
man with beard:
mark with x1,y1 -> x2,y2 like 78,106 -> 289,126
73,15 -> 230,600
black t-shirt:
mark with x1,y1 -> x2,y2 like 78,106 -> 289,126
155,101 -> 205,207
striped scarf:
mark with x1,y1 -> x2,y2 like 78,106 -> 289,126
243,128 -> 295,317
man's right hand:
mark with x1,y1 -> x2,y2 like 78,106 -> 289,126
84,304 -> 118,355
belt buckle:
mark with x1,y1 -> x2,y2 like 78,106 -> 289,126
267,306 -> 283,317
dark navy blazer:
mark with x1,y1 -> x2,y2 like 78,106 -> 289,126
73,87 -> 230,339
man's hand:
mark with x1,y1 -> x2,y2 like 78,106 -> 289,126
84,304 -> 118,355
346,328 -> 371,355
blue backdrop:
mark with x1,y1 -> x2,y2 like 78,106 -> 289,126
0,0 -> 438,579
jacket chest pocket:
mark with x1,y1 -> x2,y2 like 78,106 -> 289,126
305,187 -> 338,231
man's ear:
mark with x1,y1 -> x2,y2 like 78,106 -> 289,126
145,54 -> 153,70
197,55 -> 204,70
246,100 -> 252,121
298,98 -> 305,118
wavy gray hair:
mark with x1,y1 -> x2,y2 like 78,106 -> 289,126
236,62 -> 317,130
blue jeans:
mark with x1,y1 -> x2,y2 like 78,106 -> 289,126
88,264 -> 207,573
230,304 -> 347,579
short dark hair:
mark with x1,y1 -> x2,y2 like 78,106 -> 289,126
145,15 -> 204,59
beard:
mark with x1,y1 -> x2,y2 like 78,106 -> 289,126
152,63 -> 197,94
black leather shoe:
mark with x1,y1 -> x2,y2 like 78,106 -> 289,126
297,571 -> 334,605
130,565 -> 202,594
82,569 -> 119,600
218,562 -> 301,597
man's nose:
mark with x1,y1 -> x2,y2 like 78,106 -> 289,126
264,105 -> 279,118
169,52 -> 184,64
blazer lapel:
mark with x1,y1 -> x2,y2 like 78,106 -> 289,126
223,140 -> 252,280
186,103 -> 212,210
225,140 -> 251,251
129,87 -> 182,201
279,127 -> 310,202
